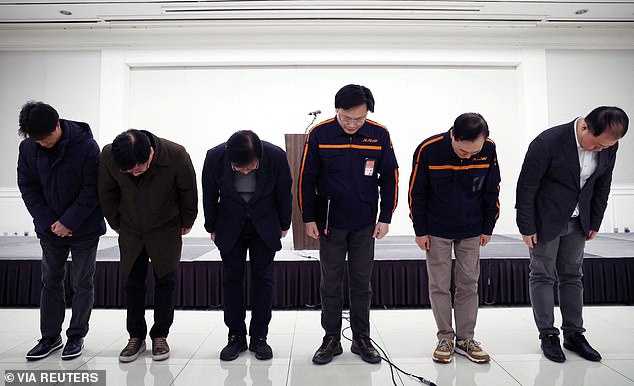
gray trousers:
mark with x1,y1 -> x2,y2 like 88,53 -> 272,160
319,225 -> 375,339
426,235 -> 481,341
529,217 -> 586,339
40,237 -> 98,339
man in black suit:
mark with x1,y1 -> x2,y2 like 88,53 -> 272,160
202,130 -> 292,361
516,106 -> 629,363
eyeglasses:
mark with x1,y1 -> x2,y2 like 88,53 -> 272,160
231,160 -> 259,174
338,113 -> 367,125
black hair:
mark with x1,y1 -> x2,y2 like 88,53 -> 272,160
18,101 -> 59,139
226,130 -> 262,166
334,84 -> 375,112
452,113 -> 489,141
111,129 -> 152,171
585,106 -> 629,138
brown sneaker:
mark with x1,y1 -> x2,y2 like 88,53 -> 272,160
119,338 -> 146,363
432,338 -> 454,363
152,337 -> 170,361
455,338 -> 490,363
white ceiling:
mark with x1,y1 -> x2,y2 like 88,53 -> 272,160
1,0 -> 633,28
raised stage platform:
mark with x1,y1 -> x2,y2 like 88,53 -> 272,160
1,234 -> 633,308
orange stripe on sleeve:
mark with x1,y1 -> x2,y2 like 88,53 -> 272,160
408,136 -> 443,219
393,168 -> 399,213
297,118 -> 334,213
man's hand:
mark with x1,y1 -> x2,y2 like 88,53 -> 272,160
210,232 -> 216,241
281,230 -> 288,238
305,222 -> 319,239
51,221 -> 72,237
480,234 -> 492,247
586,230 -> 598,241
182,227 -> 192,236
522,233 -> 538,248
415,235 -> 430,251
373,222 -> 389,239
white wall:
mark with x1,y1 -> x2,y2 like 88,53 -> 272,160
0,50 -> 100,236
0,30 -> 633,237
545,49 -> 634,233
124,59 -> 521,236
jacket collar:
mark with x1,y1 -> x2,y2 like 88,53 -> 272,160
222,141 -> 269,203
561,119 -> 582,189
332,116 -> 372,138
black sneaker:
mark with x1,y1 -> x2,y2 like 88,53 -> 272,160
119,338 -> 146,363
220,335 -> 247,361
152,337 -> 170,361
249,337 -> 273,360
26,336 -> 63,361
61,337 -> 84,360
351,335 -> 381,364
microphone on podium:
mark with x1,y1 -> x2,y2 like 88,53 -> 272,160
304,110 -> 321,133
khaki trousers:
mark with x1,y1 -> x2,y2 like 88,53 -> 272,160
426,235 -> 481,340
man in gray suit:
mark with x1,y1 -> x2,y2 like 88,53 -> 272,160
516,106 -> 628,363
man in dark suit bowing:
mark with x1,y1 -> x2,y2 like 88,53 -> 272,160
202,130 -> 292,361
516,106 -> 628,363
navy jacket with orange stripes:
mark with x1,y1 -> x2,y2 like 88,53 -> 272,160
298,117 -> 399,231
408,131 -> 501,239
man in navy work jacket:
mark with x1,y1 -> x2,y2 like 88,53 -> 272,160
298,84 -> 399,365
516,106 -> 628,363
408,113 -> 500,364
17,101 -> 105,361
202,130 -> 292,361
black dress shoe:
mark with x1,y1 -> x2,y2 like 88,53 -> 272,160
564,333 -> 602,362
351,335 -> 381,364
220,335 -> 247,361
312,335 -> 343,365
26,336 -> 63,361
540,335 -> 566,363
61,337 -> 84,360
249,337 -> 273,360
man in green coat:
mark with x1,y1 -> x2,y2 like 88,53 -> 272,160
98,129 -> 197,363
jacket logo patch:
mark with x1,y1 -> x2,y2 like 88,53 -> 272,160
362,138 -> 379,143
472,156 -> 488,161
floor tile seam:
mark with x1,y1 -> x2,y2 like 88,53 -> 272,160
601,361 -> 634,383
491,357 -> 525,386
284,311 -> 299,386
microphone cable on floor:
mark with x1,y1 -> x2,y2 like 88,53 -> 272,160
341,312 -> 437,386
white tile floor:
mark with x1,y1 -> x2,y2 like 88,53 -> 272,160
1,306 -> 634,386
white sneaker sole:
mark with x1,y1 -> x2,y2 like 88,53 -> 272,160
432,354 -> 453,363
119,343 -> 146,363
61,345 -> 84,360
152,352 -> 170,361
26,341 -> 64,360
455,347 -> 490,363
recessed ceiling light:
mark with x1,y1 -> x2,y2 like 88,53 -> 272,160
575,9 -> 588,15
59,10 -> 72,16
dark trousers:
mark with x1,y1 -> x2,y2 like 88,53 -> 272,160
529,217 -> 586,339
40,237 -> 98,339
220,219 -> 275,339
319,225 -> 375,339
125,247 -> 176,340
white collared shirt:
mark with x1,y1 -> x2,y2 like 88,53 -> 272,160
572,117 -> 598,217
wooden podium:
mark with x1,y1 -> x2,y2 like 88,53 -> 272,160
285,134 -> 319,250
